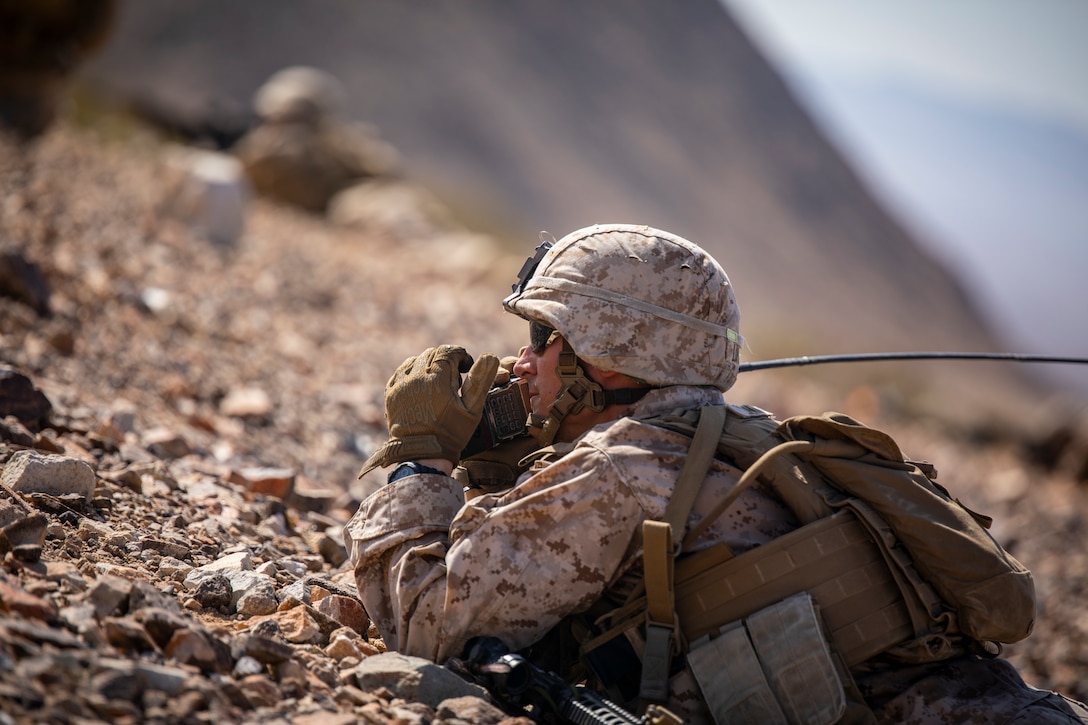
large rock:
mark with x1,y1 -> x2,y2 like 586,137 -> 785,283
2,450 -> 95,501
0,250 -> 50,315
0,365 -> 52,430
233,66 -> 399,212
345,652 -> 489,708
159,148 -> 249,247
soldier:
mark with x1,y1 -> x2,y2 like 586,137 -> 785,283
348,224 -> 1088,723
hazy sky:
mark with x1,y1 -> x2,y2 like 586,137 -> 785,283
721,0 -> 1088,395
722,0 -> 1088,132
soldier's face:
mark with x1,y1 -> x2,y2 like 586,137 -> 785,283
512,331 -> 564,419
513,328 -> 617,442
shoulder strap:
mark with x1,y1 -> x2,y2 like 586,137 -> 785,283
640,405 -> 727,704
663,405 -> 727,537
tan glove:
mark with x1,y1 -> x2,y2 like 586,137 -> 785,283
358,345 -> 499,477
453,351 -> 535,499
492,353 -> 520,386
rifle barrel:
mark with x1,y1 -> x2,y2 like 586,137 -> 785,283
739,352 -> 1088,373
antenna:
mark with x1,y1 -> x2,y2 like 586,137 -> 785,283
739,352 -> 1088,373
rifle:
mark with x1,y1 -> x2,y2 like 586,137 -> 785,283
458,636 -> 681,725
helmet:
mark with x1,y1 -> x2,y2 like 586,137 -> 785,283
504,224 -> 743,391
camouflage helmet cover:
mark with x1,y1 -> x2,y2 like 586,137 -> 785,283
504,224 -> 743,391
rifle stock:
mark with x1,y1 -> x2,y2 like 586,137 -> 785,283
459,636 -> 679,725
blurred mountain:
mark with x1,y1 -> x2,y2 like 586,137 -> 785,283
77,0 -> 1055,421
778,71 -> 1088,397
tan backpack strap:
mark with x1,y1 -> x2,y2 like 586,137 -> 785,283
684,438 -> 813,546
639,405 -> 727,704
663,405 -> 727,537
642,520 -> 675,626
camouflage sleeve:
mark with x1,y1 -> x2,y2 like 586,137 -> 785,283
347,445 -> 642,663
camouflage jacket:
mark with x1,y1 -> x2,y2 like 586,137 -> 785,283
347,384 -> 1086,724
347,384 -> 798,720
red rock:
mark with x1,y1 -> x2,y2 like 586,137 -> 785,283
313,594 -> 369,636
0,577 -> 57,621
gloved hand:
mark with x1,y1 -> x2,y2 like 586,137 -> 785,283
453,351 -> 536,499
492,352 -> 522,387
358,345 -> 500,477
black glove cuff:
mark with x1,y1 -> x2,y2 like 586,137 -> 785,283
387,461 -> 447,484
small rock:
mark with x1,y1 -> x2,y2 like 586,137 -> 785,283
232,632 -> 293,666
436,695 -> 511,725
87,573 -> 133,618
191,574 -> 233,612
58,602 -> 100,640
156,555 -> 193,582
219,386 -> 273,418
313,594 -> 369,636
274,658 -> 307,693
271,605 -> 324,645
94,562 -> 146,580
229,466 -> 295,499
164,628 -> 228,672
0,364 -> 52,429
324,632 -> 364,662
233,655 -> 265,677
0,415 -> 35,446
1,513 -> 46,549
128,580 -> 181,611
183,550 -> 253,591
0,499 -> 26,530
133,606 -> 190,649
102,616 -> 157,652
277,559 -> 310,579
44,560 -> 87,591
346,652 -> 489,708
238,673 -> 282,708
0,251 -> 50,315
10,542 -> 42,562
314,533 -> 347,567
0,576 -> 58,622
257,512 -> 291,537
160,147 -> 249,247
235,573 -> 279,616
132,660 -> 192,696
2,450 -> 95,501
143,427 -> 192,459
256,560 -> 278,576
90,665 -> 141,702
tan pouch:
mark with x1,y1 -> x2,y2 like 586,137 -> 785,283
688,593 -> 845,725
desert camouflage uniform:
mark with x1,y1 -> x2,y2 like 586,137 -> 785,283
348,383 -> 1088,724
349,224 -> 1088,723
349,384 -> 798,722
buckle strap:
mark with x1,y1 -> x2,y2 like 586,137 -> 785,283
642,520 -> 675,625
638,406 -> 728,705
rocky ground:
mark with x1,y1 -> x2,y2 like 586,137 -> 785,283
1,116 -> 1086,724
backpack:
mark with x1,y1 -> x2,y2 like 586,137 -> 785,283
588,404 -> 1035,708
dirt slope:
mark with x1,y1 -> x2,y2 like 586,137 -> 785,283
0,113 -> 1086,722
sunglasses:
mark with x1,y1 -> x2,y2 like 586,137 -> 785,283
528,320 -> 560,354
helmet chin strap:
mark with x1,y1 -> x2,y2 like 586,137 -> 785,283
528,338 -> 650,446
